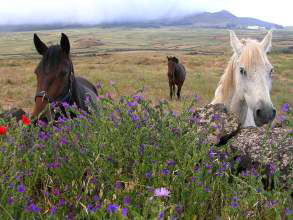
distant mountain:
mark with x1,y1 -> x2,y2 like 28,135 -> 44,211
156,10 -> 283,29
0,10 -> 283,32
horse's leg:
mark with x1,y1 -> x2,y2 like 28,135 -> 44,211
172,84 -> 176,100
177,83 -> 182,100
169,81 -> 173,99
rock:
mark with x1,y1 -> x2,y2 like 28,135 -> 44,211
194,104 -> 292,192
0,107 -> 26,122
229,126 -> 293,190
192,104 -> 240,145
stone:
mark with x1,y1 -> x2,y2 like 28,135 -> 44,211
192,104 -> 240,145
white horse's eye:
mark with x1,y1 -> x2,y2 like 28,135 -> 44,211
240,67 -> 247,76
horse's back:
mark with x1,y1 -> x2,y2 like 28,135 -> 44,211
174,63 -> 186,84
76,77 -> 98,95
73,77 -> 98,113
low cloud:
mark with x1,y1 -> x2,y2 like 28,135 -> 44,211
0,0 -> 228,25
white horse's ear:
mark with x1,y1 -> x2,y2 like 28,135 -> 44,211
261,30 -> 273,53
230,30 -> 242,55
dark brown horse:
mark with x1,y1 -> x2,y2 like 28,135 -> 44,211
167,56 -> 186,100
32,33 -> 98,119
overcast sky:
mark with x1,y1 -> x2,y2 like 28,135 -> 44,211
0,0 -> 292,26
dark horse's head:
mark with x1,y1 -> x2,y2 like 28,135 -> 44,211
32,33 -> 74,119
167,56 -> 179,72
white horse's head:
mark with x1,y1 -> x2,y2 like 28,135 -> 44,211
212,31 -> 276,127
230,30 -> 276,127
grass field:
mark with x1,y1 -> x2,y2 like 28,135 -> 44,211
0,27 -> 292,114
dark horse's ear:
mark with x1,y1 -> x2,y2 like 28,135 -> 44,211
34,34 -> 48,55
60,33 -> 70,55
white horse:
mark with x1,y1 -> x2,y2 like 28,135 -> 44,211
211,30 -> 276,127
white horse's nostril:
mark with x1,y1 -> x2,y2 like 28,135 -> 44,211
256,109 -> 262,118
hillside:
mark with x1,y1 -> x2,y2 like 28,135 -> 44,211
0,10 -> 283,32
158,10 -> 283,29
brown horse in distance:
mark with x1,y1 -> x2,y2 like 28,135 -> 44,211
167,56 -> 186,100
32,33 -> 98,120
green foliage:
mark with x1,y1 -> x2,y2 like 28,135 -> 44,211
0,88 -> 292,219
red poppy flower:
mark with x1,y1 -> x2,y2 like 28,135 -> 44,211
21,115 -> 30,126
0,126 -> 7,135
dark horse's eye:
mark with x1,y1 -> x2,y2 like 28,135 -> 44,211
240,67 -> 247,76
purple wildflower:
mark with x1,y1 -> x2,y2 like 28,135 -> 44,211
62,102 -> 70,108
50,206 -> 57,215
96,82 -> 102,89
131,114 -> 139,122
38,131 -> 50,141
123,196 -> 130,206
17,184 -> 25,193
127,101 -> 138,107
121,208 -> 128,217
277,115 -> 286,123
194,165 -> 200,173
105,92 -> 112,100
8,182 -> 14,189
172,111 -> 177,117
145,172 -> 152,179
175,204 -> 183,215
58,198 -> 65,206
53,126 -> 62,132
107,204 -> 118,213
57,116 -> 66,124
281,103 -> 289,113
87,204 -> 99,212
25,203 -> 40,213
93,195 -> 99,202
7,196 -> 13,205
268,163 -> 276,176
205,163 -> 213,169
166,160 -> 176,166
194,95 -> 201,102
139,144 -> 145,156
204,186 -> 210,192
114,181 -> 123,190
208,148 -> 216,159
158,211 -> 164,219
132,95 -> 143,102
59,137 -> 68,145
241,170 -> 249,177
161,169 -> 170,176
154,187 -> 170,197
252,167 -> 258,177
52,188 -> 60,196
285,208 -> 293,216
230,196 -> 239,208
37,119 -> 47,127
212,114 -> 220,121
235,156 -> 241,163
109,80 -> 115,86
47,162 -> 60,169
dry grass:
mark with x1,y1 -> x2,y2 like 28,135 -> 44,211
0,27 -> 292,113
